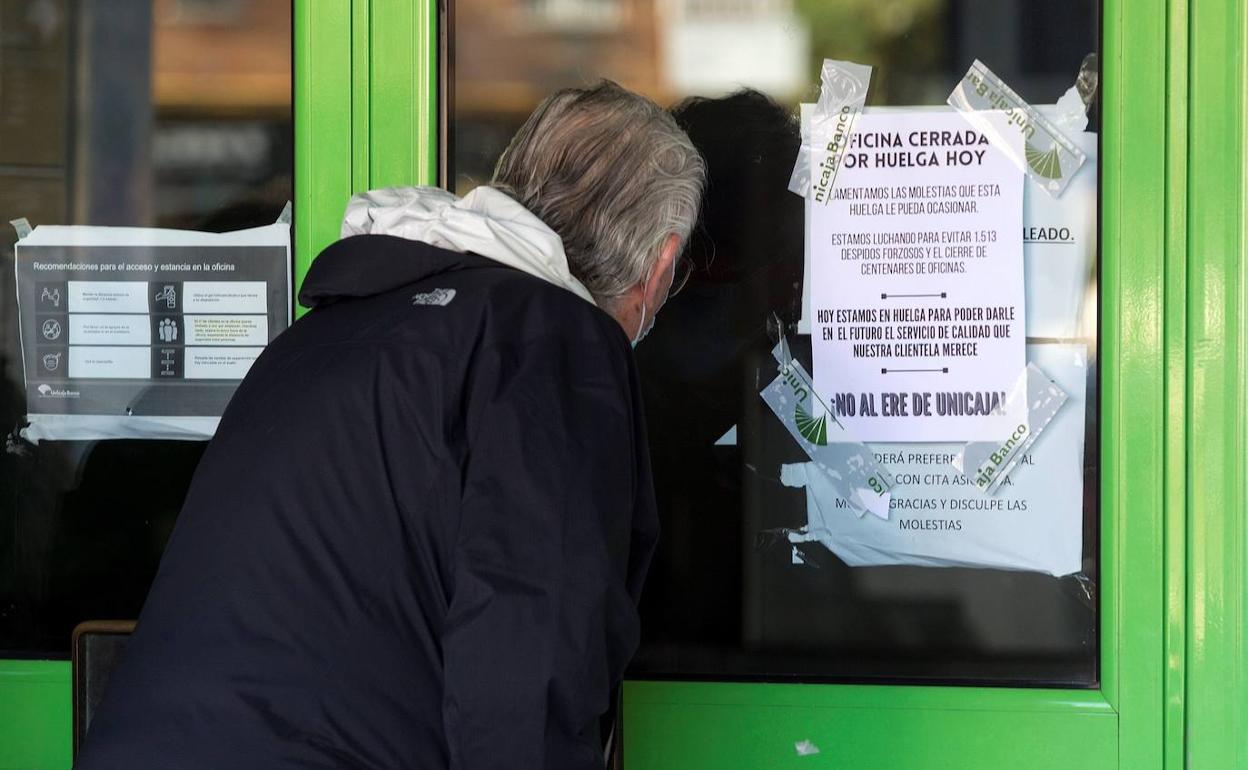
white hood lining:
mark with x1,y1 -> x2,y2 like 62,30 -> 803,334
341,186 -> 597,306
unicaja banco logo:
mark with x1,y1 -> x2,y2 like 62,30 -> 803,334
795,403 -> 829,446
35,383 -> 79,399
1025,142 -> 1063,180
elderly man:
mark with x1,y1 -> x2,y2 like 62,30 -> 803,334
75,82 -> 704,770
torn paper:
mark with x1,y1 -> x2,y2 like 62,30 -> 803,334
1053,53 -> 1099,134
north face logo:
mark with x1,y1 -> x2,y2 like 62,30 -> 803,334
412,288 -> 456,307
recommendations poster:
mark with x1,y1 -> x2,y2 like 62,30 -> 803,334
14,223 -> 291,441
810,110 -> 1026,443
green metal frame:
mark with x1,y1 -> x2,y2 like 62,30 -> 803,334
294,0 -> 438,314
2,0 -> 1244,768
0,661 -> 70,770
1184,0 -> 1247,768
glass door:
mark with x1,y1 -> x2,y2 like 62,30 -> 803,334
439,1 -> 1180,767
450,0 -> 1101,688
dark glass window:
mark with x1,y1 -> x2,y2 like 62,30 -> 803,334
1,0 -> 292,657
450,0 -> 1101,686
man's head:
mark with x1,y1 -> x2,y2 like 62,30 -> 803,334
492,81 -> 706,342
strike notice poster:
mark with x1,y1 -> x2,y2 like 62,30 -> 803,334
810,110 -> 1026,443
14,223 -> 291,442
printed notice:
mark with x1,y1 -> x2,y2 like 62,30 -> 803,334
185,315 -> 269,346
14,221 -> 291,442
183,281 -> 267,314
185,348 -> 262,380
810,110 -> 1026,442
68,347 -> 152,379
784,343 -> 1086,576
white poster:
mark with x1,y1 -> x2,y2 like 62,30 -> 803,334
808,110 -> 1027,442
801,107 -> 1099,344
783,343 -> 1086,576
1023,119 -> 1098,339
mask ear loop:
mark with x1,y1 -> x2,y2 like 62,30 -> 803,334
632,262 -> 654,347
632,245 -> 680,347
632,294 -> 648,347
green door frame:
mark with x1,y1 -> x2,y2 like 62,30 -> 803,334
1183,0 -> 1247,766
294,0 -> 439,312
1,1 -> 1243,768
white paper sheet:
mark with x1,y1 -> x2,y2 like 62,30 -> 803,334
800,106 -> 1098,343
1023,124 -> 1097,339
782,343 -> 1087,576
808,110 -> 1027,442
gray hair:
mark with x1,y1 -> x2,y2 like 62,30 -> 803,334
491,81 -> 706,304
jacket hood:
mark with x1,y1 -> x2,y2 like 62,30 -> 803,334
331,186 -> 596,306
298,234 -> 496,309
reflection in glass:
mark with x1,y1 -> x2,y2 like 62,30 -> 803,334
453,0 -> 1100,685
1,0 -> 291,656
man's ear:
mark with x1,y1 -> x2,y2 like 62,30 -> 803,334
644,233 -> 682,306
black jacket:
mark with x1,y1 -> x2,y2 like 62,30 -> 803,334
75,235 -> 659,769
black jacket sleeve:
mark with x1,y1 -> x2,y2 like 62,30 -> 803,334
442,330 -> 655,770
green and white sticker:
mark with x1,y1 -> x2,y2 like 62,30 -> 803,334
760,342 -> 894,519
947,59 -> 1088,198
955,362 -> 1068,494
